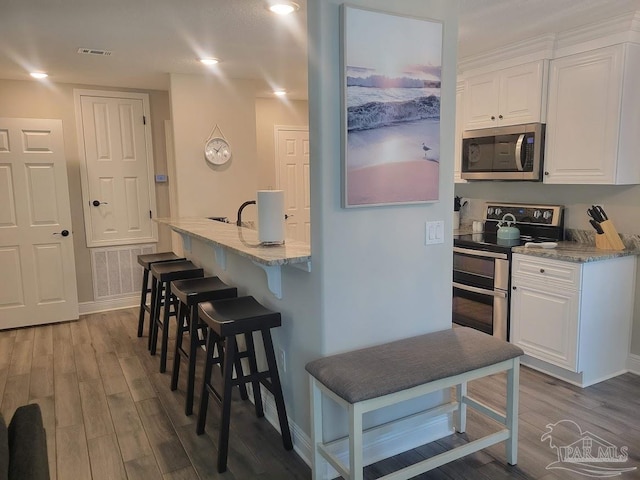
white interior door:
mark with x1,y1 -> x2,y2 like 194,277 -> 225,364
275,126 -> 310,243
76,90 -> 157,247
0,118 -> 79,329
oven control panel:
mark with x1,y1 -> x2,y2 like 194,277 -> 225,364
484,203 -> 563,226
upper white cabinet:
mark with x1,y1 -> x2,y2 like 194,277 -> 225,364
544,44 -> 640,184
463,60 -> 547,130
454,82 -> 465,183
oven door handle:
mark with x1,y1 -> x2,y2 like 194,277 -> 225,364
453,282 -> 508,298
453,246 -> 508,260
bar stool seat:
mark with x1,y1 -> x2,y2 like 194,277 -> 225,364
137,252 -> 184,339
149,260 -> 204,373
170,276 -> 238,416
197,296 -> 293,473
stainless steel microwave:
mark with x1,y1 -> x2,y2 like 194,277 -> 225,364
461,123 -> 545,181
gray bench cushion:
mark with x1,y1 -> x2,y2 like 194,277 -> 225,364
305,327 -> 523,404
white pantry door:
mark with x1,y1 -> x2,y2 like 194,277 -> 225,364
77,91 -> 157,247
0,118 -> 79,329
276,127 -> 310,244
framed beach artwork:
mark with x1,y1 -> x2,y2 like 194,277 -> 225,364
341,5 -> 443,208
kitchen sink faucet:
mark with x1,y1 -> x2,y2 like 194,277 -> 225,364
236,200 -> 256,226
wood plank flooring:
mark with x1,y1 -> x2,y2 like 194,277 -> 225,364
0,307 -> 639,479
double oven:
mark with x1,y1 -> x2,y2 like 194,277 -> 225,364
453,245 -> 509,340
452,203 -> 564,342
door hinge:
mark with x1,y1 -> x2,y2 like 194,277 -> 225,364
143,116 -> 146,125
149,210 -> 152,219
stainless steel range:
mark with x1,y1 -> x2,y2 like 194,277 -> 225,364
452,202 -> 564,341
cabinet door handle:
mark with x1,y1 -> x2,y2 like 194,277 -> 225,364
544,171 -> 550,176
499,114 -> 503,119
540,268 -> 545,273
512,286 -> 517,290
490,116 -> 496,120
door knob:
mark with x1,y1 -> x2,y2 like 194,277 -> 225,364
53,230 -> 70,237
92,200 -> 108,207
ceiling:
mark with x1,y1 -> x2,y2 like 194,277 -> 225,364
1,0 -> 639,97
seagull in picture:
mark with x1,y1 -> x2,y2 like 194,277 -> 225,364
422,142 -> 440,163
422,143 -> 431,159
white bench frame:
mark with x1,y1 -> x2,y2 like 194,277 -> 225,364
309,357 -> 520,480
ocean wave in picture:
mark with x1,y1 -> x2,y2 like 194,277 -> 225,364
347,74 -> 440,89
347,95 -> 440,132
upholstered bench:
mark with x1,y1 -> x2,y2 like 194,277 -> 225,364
305,327 -> 524,480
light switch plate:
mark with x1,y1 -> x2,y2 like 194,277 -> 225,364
425,220 -> 445,245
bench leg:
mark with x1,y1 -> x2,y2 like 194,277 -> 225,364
455,381 -> 467,433
506,357 -> 520,465
310,378 -> 325,480
348,403 -> 364,480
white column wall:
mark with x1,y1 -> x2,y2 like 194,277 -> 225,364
308,0 -> 459,439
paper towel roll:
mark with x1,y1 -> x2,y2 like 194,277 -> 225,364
257,190 -> 285,244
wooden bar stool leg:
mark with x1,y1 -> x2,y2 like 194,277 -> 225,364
137,268 -> 150,337
159,286 -> 173,373
184,302 -> 200,415
217,335 -> 238,473
170,300 -> 186,391
262,328 -> 293,450
148,276 -> 160,351
196,329 -> 217,435
244,332 -> 264,417
234,336 -> 249,401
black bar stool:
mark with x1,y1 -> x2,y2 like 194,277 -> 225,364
137,252 -> 185,338
196,296 -> 293,473
170,276 -> 238,416
149,260 -> 204,373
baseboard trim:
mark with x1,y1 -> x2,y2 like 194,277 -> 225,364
78,295 -> 139,315
627,354 -> 640,375
256,387 -> 452,474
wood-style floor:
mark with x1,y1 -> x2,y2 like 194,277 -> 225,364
0,307 -> 639,479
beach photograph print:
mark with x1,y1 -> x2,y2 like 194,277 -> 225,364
342,6 -> 442,207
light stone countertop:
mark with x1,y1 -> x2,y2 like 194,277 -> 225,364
155,217 -> 311,267
512,241 -> 640,263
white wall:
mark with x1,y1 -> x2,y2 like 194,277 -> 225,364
308,0 -> 459,438
255,98 -> 309,190
169,74 -> 261,223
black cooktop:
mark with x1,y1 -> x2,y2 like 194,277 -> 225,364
454,232 -> 559,254
454,202 -> 565,255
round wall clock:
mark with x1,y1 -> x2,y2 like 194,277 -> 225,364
204,136 -> 232,165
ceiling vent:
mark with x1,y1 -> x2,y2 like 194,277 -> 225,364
77,48 -> 112,56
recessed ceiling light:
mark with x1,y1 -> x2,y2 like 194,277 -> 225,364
273,89 -> 287,96
30,72 -> 48,79
200,57 -> 219,65
268,2 -> 299,15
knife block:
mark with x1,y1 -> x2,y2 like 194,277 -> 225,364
595,220 -> 625,250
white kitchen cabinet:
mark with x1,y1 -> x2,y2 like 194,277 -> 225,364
544,44 -> 640,184
454,81 -> 465,183
463,60 -> 547,130
510,253 -> 636,387
511,265 -> 580,371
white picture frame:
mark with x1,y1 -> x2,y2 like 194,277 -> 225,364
341,5 -> 443,208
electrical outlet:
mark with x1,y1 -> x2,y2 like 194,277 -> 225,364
279,348 -> 286,373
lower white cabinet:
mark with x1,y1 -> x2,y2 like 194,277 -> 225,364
510,253 -> 636,386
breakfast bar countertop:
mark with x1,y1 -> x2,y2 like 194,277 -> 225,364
155,217 -> 311,267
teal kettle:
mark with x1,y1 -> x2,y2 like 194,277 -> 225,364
497,213 -> 520,240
